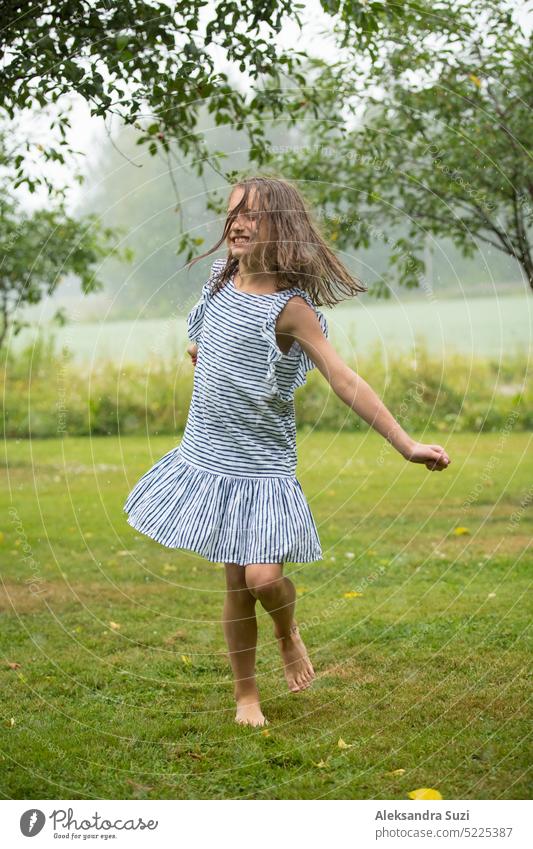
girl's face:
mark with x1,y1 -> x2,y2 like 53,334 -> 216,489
226,186 -> 269,260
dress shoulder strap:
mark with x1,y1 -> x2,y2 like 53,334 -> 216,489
260,287 -> 329,400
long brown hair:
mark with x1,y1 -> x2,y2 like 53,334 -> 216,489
188,175 -> 367,307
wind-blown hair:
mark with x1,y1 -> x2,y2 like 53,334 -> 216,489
188,175 -> 367,307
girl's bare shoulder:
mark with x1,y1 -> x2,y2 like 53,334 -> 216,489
277,294 -> 322,332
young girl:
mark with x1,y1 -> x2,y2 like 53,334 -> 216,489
124,175 -> 451,728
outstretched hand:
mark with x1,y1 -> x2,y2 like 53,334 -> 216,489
403,441 -> 451,472
187,343 -> 198,366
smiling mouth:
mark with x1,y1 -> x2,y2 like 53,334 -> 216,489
230,236 -> 251,245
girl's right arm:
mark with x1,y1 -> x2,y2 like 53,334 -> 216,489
334,371 -> 450,471
278,297 -> 451,472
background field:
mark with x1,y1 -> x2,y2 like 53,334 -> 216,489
12,291 -> 532,364
1,432 -> 531,799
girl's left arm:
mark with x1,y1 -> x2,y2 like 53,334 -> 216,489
187,343 -> 198,366
278,298 -> 451,472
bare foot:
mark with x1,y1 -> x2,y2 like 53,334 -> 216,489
277,624 -> 315,693
235,693 -> 268,727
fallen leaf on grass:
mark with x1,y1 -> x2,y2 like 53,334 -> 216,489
6,661 -> 21,670
109,621 -> 121,630
386,768 -> 406,776
181,654 -> 192,665
261,729 -> 270,737
125,778 -> 154,794
315,759 -> 329,768
337,738 -> 353,749
452,527 -> 470,536
163,630 -> 187,644
408,787 -> 443,800
343,591 -> 363,599
172,747 -> 205,761
471,744 -> 495,763
162,564 -> 177,573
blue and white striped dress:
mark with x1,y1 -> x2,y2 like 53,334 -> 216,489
123,257 -> 329,565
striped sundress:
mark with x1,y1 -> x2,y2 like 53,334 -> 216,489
123,257 -> 329,565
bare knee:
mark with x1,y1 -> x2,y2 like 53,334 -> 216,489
224,563 -> 254,605
225,563 -> 248,591
245,564 -> 284,603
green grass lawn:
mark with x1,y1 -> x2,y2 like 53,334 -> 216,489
1,432 -> 531,800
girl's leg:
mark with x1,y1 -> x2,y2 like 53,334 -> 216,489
244,563 -> 314,693
223,563 -> 267,727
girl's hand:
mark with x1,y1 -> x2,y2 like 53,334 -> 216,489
403,441 -> 451,471
187,343 -> 198,366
